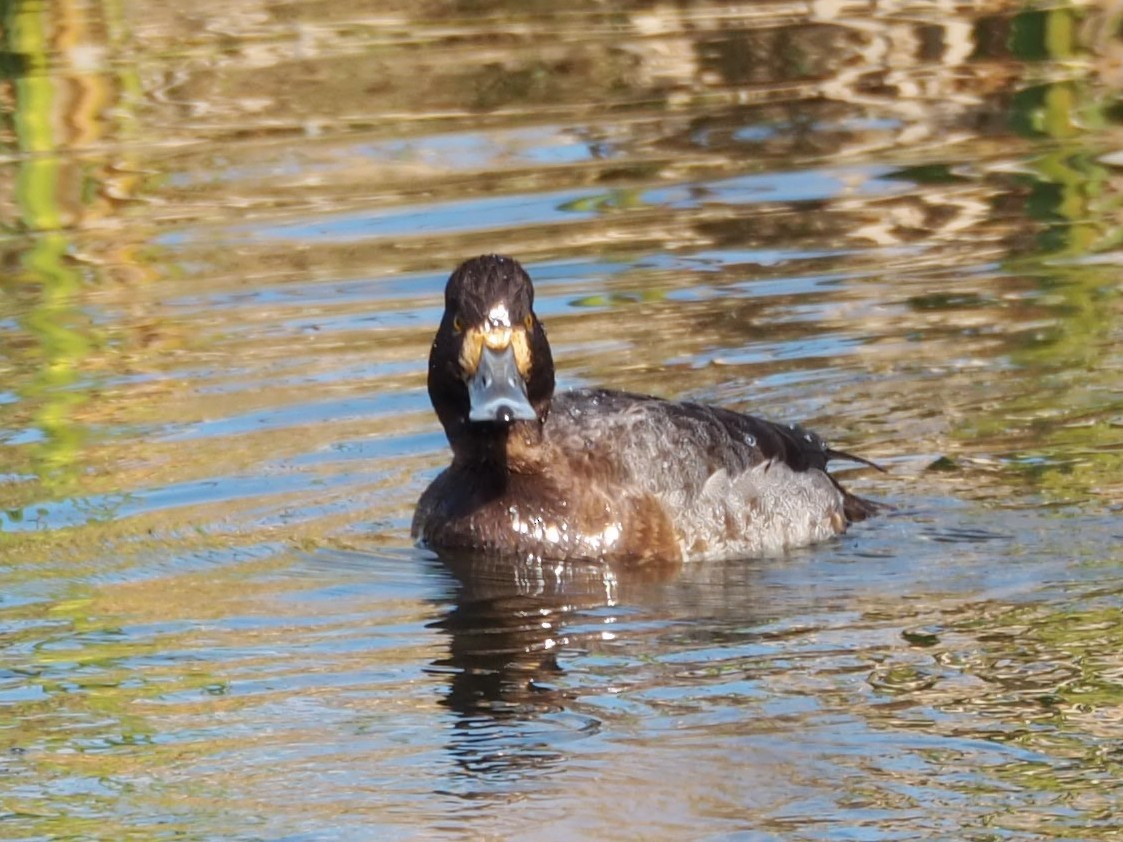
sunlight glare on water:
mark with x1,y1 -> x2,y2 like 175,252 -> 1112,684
2,1 -> 1123,839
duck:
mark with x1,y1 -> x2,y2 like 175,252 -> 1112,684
412,254 -> 882,564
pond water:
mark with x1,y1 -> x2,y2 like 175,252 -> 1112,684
3,1 -> 1123,839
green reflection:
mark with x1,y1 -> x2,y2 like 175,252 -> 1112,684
954,5 -> 1123,500
19,234 -> 90,476
1,0 -> 103,515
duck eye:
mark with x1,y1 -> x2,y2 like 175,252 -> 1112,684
523,314 -> 534,331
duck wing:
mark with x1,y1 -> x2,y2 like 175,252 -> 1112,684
549,389 -> 881,534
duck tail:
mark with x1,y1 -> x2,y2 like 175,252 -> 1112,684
825,447 -> 889,524
842,489 -> 884,523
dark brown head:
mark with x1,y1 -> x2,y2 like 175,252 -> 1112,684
428,255 -> 555,452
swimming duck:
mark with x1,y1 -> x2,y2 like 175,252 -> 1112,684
412,255 -> 881,563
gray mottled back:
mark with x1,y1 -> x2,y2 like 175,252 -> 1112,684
546,389 -> 847,560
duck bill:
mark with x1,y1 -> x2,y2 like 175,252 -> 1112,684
467,345 -> 538,423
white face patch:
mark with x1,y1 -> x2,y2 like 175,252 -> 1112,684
487,303 -> 510,329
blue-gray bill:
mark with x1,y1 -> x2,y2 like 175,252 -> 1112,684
467,345 -> 538,423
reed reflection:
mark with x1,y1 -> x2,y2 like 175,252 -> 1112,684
1,0 -> 150,526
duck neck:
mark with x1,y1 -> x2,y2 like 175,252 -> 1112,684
450,419 -> 544,473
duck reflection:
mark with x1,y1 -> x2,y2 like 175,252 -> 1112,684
426,549 -> 678,780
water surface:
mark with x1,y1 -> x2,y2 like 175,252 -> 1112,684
2,1 -> 1123,839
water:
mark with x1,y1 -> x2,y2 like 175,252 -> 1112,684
2,1 -> 1123,839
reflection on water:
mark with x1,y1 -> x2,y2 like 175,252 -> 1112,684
2,0 -> 1123,839
430,555 -> 613,782
421,503 -> 1123,838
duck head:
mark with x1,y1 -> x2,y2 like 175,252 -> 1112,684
428,255 -> 556,450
